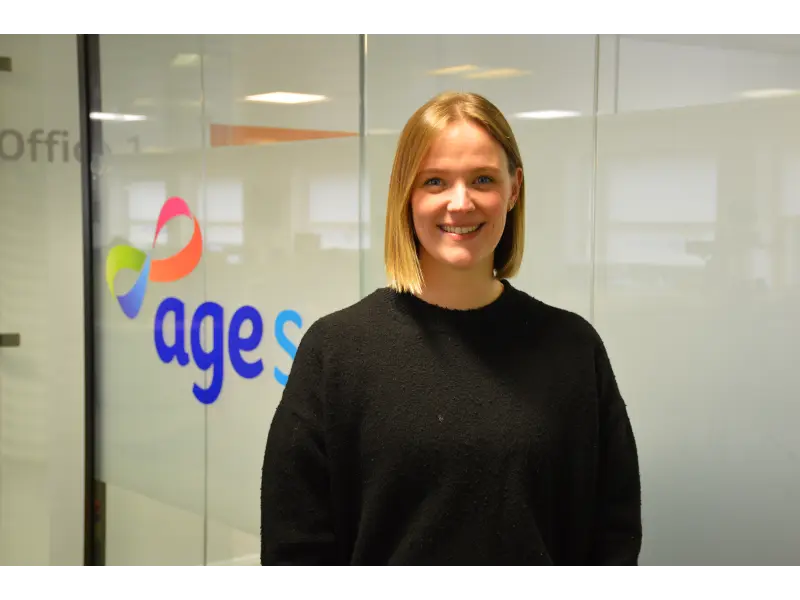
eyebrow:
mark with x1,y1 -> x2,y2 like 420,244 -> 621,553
418,166 -> 503,177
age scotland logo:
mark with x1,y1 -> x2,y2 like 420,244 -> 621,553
105,197 -> 304,405
105,196 -> 203,318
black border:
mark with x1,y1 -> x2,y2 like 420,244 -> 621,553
76,34 -> 102,567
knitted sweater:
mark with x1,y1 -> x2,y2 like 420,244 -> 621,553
260,280 -> 642,565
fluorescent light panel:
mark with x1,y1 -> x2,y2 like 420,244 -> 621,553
464,68 -> 529,80
516,110 -> 581,120
428,64 -> 480,76
90,112 -> 147,122
171,53 -> 201,67
740,88 -> 799,99
245,92 -> 327,104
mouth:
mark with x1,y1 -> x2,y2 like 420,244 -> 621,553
438,223 -> 484,235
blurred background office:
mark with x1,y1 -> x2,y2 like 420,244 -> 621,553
1,33 -> 798,565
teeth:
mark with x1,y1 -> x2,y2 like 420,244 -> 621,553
440,224 -> 480,234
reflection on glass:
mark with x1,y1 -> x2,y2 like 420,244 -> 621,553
201,178 -> 244,251
87,33 -> 800,567
127,181 -> 169,247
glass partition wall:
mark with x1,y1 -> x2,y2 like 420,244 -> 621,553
84,34 -> 800,566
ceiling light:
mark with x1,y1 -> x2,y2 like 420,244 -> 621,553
171,53 -> 201,67
90,112 -> 147,122
244,92 -> 327,104
740,88 -> 800,100
428,64 -> 480,76
464,68 -> 529,80
515,110 -> 581,120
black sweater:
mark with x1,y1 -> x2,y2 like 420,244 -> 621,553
260,280 -> 642,565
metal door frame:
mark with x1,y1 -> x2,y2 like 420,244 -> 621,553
76,34 -> 101,567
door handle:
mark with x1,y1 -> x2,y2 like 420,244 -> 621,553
0,333 -> 21,347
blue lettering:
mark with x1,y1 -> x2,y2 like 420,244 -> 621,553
229,305 -> 264,379
191,301 -> 225,405
153,297 -> 304,403
154,297 -> 190,366
274,309 -> 303,386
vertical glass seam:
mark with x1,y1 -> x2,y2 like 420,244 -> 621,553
358,34 -> 368,299
198,33 -> 209,567
589,34 -> 601,325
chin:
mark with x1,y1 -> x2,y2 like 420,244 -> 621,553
436,251 -> 483,270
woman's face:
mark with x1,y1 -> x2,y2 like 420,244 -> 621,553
410,120 -> 521,276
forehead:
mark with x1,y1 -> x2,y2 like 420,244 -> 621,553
420,120 -> 507,171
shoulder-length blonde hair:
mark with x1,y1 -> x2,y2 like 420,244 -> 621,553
384,91 -> 525,295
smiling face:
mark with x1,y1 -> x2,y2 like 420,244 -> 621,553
410,119 -> 521,277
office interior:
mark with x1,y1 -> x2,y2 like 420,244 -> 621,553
0,34 -> 799,565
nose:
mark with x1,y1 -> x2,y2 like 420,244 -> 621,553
447,181 -> 475,212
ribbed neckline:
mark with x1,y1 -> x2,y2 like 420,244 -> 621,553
386,279 -> 520,333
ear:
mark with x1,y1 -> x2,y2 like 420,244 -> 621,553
508,167 -> 523,211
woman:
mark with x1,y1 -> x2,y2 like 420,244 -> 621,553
260,91 -> 642,565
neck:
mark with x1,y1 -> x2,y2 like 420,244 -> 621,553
417,254 -> 504,310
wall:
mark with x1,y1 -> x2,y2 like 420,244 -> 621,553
0,34 -> 86,565
92,34 -> 800,565
596,36 -> 800,565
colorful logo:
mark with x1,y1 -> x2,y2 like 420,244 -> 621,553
105,196 -> 203,319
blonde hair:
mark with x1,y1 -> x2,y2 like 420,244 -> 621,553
384,91 -> 525,295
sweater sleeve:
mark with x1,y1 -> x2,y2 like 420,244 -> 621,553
260,322 -> 338,565
590,337 -> 643,565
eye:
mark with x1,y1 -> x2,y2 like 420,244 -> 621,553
475,175 -> 494,185
423,177 -> 444,187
